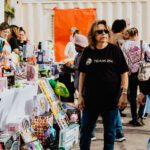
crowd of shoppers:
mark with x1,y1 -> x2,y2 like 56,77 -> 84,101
1,17 -> 150,150
63,19 -> 150,150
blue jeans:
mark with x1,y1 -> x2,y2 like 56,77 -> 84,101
80,107 -> 119,150
116,110 -> 123,136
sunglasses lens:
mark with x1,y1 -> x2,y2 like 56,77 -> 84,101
96,30 -> 103,34
104,30 -> 109,34
96,30 -> 109,34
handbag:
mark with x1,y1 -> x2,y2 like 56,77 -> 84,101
138,40 -> 150,81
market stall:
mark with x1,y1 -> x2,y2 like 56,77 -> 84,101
0,40 -> 79,149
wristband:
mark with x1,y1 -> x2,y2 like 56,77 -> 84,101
122,91 -> 127,95
121,87 -> 127,92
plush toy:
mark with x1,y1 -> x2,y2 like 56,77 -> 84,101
49,79 -> 70,98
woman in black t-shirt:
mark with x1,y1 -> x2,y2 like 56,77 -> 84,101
17,27 -> 27,52
78,20 -> 129,150
9,25 -> 20,54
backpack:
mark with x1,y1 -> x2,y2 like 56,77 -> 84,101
126,41 -> 142,64
124,40 -> 143,73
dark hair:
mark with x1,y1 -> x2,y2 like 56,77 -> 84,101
112,19 -> 127,33
128,27 -> 138,37
88,20 -> 110,49
19,27 -> 26,34
9,24 -> 19,38
0,22 -> 10,31
10,24 -> 19,29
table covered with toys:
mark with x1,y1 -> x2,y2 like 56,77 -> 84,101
0,41 -> 80,150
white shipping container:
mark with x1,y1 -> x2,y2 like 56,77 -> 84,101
0,0 -> 4,23
13,0 -> 150,44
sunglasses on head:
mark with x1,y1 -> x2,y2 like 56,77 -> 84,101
96,29 -> 109,34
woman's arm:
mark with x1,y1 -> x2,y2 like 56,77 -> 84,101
121,72 -> 128,92
118,72 -> 128,110
78,72 -> 86,110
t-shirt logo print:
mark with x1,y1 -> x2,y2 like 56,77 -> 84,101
128,44 -> 141,64
86,58 -> 92,65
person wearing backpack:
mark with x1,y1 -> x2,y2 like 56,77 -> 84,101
121,27 -> 150,126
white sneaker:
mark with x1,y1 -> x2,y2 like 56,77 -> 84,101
91,134 -> 97,141
116,136 -> 126,142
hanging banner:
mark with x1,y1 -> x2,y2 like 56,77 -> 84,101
54,8 -> 96,62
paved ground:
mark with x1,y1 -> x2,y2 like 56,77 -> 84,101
72,105 -> 150,150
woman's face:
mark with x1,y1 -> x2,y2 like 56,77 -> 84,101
18,30 -> 25,41
0,28 -> 10,39
123,30 -> 130,40
95,24 -> 109,44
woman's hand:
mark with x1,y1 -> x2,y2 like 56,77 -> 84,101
78,95 -> 85,110
118,94 -> 128,110
137,92 -> 146,105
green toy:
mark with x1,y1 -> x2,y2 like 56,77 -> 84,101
49,79 -> 70,98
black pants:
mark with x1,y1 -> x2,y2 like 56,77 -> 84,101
129,73 -> 145,121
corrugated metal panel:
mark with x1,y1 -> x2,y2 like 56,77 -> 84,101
14,0 -> 150,44
0,0 -> 4,23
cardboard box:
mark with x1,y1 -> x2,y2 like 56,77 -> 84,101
59,124 -> 79,150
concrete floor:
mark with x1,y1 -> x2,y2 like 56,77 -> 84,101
72,105 -> 150,150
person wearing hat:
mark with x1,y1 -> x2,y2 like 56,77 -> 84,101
78,20 -> 128,150
73,34 -> 88,90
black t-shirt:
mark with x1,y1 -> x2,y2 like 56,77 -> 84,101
9,37 -> 19,52
17,40 -> 27,51
78,43 -> 129,110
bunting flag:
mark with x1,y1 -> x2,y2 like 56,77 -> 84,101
54,8 -> 96,62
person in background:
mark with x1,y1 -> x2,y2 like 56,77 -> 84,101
58,28 -> 80,103
137,79 -> 150,119
121,27 -> 150,126
73,34 -> 88,91
17,27 -> 27,52
138,79 -> 150,106
78,20 -> 128,150
9,25 -> 22,72
110,19 -> 127,49
0,22 -> 11,53
0,22 -> 12,70
9,25 -> 20,54
109,19 -> 127,142
64,27 -> 79,62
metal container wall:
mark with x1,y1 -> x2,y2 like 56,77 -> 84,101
14,0 -> 150,44
0,0 -> 4,23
